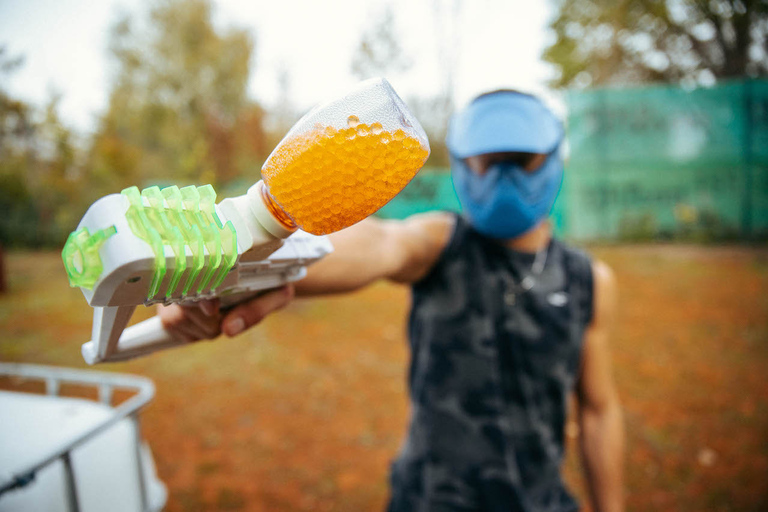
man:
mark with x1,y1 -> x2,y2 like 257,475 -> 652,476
161,90 -> 625,512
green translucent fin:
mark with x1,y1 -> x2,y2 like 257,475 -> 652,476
62,225 -> 117,289
162,186 -> 204,295
197,227 -> 222,294
123,186 -> 166,298
142,186 -> 187,297
121,184 -> 238,301
214,221 -> 237,289
199,185 -> 234,289
182,185 -> 221,294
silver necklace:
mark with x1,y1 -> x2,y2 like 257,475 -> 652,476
502,243 -> 549,307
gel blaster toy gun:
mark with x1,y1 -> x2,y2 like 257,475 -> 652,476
62,78 -> 430,364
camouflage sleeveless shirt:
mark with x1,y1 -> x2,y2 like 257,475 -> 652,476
389,215 -> 594,512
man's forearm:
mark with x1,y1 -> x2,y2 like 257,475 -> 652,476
295,212 -> 452,296
295,217 -> 415,296
579,401 -> 625,512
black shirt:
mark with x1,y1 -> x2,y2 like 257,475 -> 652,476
389,215 -> 594,512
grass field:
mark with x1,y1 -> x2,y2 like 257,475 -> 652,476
1,245 -> 767,511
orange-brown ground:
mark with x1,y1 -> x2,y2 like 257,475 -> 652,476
1,245 -> 767,511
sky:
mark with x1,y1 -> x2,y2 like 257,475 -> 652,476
0,0 -> 559,134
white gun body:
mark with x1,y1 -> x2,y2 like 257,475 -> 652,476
69,183 -> 332,364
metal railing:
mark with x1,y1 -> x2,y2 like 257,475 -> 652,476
0,363 -> 156,512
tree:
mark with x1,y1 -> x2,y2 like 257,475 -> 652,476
350,4 -> 460,168
543,0 -> 768,88
33,95 -> 82,237
351,5 -> 411,80
0,63 -> 38,246
0,47 -> 33,162
90,0 -> 264,189
418,0 -> 462,169
0,47 -> 83,247
406,96 -> 452,168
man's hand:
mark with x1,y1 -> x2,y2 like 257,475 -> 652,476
157,285 -> 295,342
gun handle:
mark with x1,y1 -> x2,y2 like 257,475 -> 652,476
82,308 -> 183,364
81,290 -> 272,364
81,306 -> 134,364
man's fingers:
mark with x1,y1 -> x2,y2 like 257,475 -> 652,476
198,299 -> 220,317
158,301 -> 221,342
158,286 -> 293,342
222,285 -> 294,337
171,322 -> 201,344
178,300 -> 223,338
157,306 -> 198,343
181,307 -> 222,339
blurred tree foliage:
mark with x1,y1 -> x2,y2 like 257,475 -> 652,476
351,6 -> 451,168
351,6 -> 412,80
544,0 -> 768,88
1,0 -> 273,248
0,47 -> 80,247
89,0 -> 268,192
406,96 -> 452,168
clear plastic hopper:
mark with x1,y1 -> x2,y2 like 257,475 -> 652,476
259,77 -> 430,235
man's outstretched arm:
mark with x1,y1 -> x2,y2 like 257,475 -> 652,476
294,212 -> 454,296
159,212 -> 454,339
577,260 -> 625,512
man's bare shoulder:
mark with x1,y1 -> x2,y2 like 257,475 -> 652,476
387,211 -> 456,284
401,210 -> 455,233
589,258 -> 618,331
592,259 -> 616,287
592,259 -> 617,302
399,211 -> 456,254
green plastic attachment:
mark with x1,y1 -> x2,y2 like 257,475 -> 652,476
142,186 -> 187,297
62,225 -> 117,289
162,186 -> 205,295
121,184 -> 238,301
123,187 -> 167,299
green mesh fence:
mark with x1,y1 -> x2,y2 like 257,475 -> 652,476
562,79 -> 768,240
376,170 -> 461,219
379,79 -> 767,241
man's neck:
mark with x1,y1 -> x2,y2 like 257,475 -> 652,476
503,221 -> 552,253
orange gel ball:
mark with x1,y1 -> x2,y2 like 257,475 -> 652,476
261,118 -> 429,235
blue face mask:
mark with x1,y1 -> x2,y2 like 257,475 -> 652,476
451,153 -> 564,239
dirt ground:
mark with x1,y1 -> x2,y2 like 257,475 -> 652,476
1,244 -> 767,511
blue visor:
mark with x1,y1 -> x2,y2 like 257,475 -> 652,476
446,92 -> 563,159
